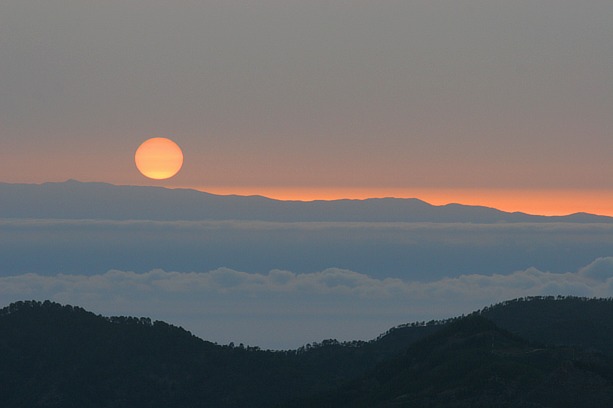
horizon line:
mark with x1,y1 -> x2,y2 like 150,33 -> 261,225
3,179 -> 613,217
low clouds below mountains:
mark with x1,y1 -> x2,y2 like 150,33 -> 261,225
2,257 -> 612,349
2,219 -> 613,280
3,191 -> 612,349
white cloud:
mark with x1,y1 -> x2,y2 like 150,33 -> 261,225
2,258 -> 613,349
578,257 -> 613,280
3,258 -> 613,307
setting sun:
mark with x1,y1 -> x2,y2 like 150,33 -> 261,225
134,137 -> 184,180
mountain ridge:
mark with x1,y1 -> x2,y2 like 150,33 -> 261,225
3,297 -> 613,407
1,180 -> 611,223
289,314 -> 613,407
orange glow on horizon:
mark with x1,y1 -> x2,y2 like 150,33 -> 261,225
175,186 -> 613,217
135,138 -> 184,180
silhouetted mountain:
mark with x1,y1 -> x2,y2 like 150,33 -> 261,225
3,297 -> 613,407
479,296 -> 613,356
376,296 -> 613,358
0,300 -> 418,408
287,315 -> 613,407
1,180 -> 611,222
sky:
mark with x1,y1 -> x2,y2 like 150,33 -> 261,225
1,1 -> 613,349
1,1 -> 612,215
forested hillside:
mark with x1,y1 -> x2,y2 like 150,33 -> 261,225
0,300 -> 421,407
285,315 -> 613,407
479,296 -> 613,355
2,297 -> 613,407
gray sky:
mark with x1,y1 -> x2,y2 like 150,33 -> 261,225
1,1 -> 612,191
2,1 -> 613,348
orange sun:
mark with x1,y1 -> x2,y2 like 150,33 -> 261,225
135,137 -> 184,180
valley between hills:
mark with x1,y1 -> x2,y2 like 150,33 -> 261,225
2,296 -> 613,407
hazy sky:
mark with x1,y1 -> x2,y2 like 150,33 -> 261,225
3,2 -> 613,348
2,1 -> 612,209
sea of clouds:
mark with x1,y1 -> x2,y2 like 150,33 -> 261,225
2,257 -> 612,349
2,218 -> 612,348
2,219 -> 613,279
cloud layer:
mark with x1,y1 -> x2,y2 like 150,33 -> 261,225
3,219 -> 613,280
2,257 -> 612,349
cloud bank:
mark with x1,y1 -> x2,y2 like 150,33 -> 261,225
2,257 -> 612,349
3,219 -> 613,280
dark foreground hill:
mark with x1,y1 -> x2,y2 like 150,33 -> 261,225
0,300 -> 434,408
382,296 -> 613,357
287,315 -> 613,407
2,298 -> 613,407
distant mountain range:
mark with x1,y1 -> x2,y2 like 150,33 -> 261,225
2,297 -> 613,407
1,180 -> 611,223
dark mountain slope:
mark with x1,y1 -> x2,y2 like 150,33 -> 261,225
285,315 -> 613,407
4,298 -> 613,407
0,301 -> 232,407
479,296 -> 613,356
0,301 -> 422,408
1,180 -> 611,222
373,296 -> 613,358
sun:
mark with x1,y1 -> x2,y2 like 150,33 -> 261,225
134,137 -> 184,180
